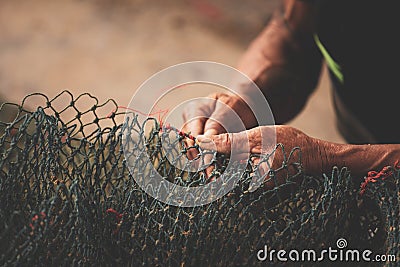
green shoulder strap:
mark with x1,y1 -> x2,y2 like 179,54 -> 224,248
314,34 -> 344,83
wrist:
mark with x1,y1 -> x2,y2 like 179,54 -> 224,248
302,137 -> 337,176
303,139 -> 396,181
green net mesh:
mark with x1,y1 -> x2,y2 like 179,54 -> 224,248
0,91 -> 398,266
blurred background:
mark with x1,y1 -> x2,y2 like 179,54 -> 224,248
0,0 -> 344,143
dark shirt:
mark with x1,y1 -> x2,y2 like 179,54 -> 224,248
315,0 -> 399,143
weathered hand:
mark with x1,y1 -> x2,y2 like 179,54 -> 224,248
180,92 -> 258,169
181,92 -> 257,138
197,125 -> 322,189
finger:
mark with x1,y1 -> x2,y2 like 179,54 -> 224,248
197,132 -> 249,169
181,117 -> 205,160
203,101 -> 237,135
203,154 -> 215,180
197,132 -> 249,154
203,93 -> 256,135
197,133 -> 230,154
203,128 -> 219,137
181,117 -> 207,138
198,126 -> 276,157
193,134 -> 216,178
181,99 -> 215,160
181,97 -> 216,137
197,127 -> 277,183
203,117 -> 226,136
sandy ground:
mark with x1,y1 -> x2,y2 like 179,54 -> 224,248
0,0 -> 344,143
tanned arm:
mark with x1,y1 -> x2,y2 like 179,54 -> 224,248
236,0 -> 322,124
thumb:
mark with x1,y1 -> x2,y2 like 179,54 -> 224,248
203,96 -> 248,136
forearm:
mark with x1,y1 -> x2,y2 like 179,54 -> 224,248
236,2 -> 322,124
308,138 -> 400,180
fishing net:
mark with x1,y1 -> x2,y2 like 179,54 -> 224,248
0,91 -> 398,266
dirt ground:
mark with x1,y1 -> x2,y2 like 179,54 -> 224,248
0,0 -> 344,143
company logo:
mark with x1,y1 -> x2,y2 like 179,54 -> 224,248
257,237 -> 397,263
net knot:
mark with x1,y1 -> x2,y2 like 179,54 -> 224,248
29,212 -> 47,231
359,161 -> 398,196
106,208 -> 123,223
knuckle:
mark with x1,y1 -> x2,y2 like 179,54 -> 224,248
182,103 -> 193,115
214,133 -> 229,145
209,92 -> 220,99
225,133 -> 232,145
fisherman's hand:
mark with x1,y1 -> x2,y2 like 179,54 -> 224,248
197,125 -> 323,189
181,92 -> 257,137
